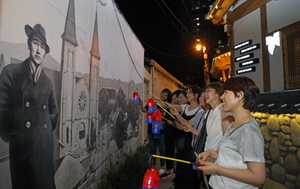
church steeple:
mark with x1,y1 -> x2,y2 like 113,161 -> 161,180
61,0 -> 78,46
88,10 -> 100,149
59,0 -> 78,152
90,11 -> 100,59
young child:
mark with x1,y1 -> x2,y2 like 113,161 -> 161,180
197,76 -> 266,188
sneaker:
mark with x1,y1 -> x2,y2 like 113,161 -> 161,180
159,169 -> 165,176
160,172 -> 171,179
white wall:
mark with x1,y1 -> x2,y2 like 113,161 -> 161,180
267,0 -> 300,33
233,0 -> 300,92
234,9 -> 264,90
269,43 -> 284,92
267,0 -> 300,91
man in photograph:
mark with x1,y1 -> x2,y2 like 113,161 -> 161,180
0,24 -> 58,189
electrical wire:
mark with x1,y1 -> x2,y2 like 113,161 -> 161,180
154,0 -> 191,42
113,3 -> 146,82
140,39 -> 191,58
161,0 -> 198,40
114,0 -> 199,77
181,0 -> 198,34
116,1 -> 198,59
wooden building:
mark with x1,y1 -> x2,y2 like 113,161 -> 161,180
207,0 -> 300,92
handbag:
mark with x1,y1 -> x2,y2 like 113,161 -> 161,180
193,109 -> 211,154
177,105 -> 202,150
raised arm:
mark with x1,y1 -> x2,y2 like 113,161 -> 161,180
182,122 -> 200,136
165,103 -> 183,112
168,105 -> 189,124
139,98 -> 147,113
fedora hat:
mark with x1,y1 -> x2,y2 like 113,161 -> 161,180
25,24 -> 50,53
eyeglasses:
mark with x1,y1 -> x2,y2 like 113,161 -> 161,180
206,89 -> 215,93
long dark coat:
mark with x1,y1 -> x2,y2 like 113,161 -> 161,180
0,59 -> 58,189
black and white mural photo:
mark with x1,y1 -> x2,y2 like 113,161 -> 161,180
0,23 -> 58,189
0,0 -> 144,188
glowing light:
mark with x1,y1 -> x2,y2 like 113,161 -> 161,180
239,58 -> 259,67
240,44 -> 260,54
266,31 -> 280,55
234,40 -> 252,50
236,66 -> 256,74
196,45 -> 202,51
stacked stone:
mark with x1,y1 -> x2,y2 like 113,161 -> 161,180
252,112 -> 300,189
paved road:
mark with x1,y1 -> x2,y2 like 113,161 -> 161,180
159,169 -> 175,189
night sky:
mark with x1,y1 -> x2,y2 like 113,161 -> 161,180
115,0 -> 206,87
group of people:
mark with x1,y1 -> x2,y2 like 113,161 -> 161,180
0,22 -> 266,189
139,76 -> 266,189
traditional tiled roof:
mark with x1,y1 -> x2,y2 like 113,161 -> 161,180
253,90 -> 300,114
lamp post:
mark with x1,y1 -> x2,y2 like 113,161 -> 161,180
196,42 -> 210,86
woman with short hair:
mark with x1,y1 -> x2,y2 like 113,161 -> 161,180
198,76 -> 266,188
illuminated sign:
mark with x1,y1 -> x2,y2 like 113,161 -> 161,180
240,44 -> 260,54
235,53 -> 254,62
234,40 -> 252,50
239,58 -> 259,67
236,66 -> 256,74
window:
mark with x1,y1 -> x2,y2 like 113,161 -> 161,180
193,6 -> 199,10
282,22 -> 300,89
78,122 -> 85,140
66,127 -> 69,143
285,31 -> 300,89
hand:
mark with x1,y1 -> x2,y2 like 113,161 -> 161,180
156,102 -> 167,108
165,102 -> 171,107
197,161 -> 218,175
197,151 -> 211,162
169,106 -> 179,116
173,122 -> 182,130
178,123 -> 186,131
181,123 -> 193,132
138,98 -> 143,106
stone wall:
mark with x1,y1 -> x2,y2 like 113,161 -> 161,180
253,112 -> 300,189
